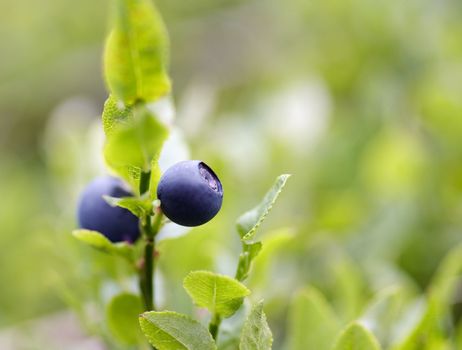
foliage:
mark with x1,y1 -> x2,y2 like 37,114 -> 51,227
2,0 -> 462,349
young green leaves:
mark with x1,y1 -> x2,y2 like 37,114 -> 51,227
235,174 -> 291,282
237,174 -> 291,242
235,242 -> 262,282
102,0 -> 171,193
139,311 -> 216,350
103,195 -> 153,218
184,271 -> 250,319
104,0 -> 171,104
103,102 -> 169,193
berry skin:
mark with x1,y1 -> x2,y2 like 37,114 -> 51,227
157,160 -> 223,226
77,176 -> 140,243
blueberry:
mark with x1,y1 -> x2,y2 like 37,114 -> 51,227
157,160 -> 223,226
77,176 -> 140,243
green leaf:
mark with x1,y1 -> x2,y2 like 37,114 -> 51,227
237,174 -> 290,241
139,311 -> 216,350
104,0 -> 171,104
235,241 -> 262,282
239,300 -> 273,350
183,271 -> 251,318
391,244 -> 462,350
107,293 -> 143,345
333,322 -> 382,350
103,195 -> 152,218
102,95 -> 133,135
104,106 -> 168,193
286,287 -> 340,350
72,229 -> 135,263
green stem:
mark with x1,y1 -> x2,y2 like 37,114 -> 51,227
209,313 -> 222,341
144,237 -> 155,310
140,208 -> 163,311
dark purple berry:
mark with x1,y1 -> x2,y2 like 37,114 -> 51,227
157,160 -> 223,226
77,176 -> 140,243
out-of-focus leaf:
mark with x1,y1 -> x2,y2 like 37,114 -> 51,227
183,271 -> 251,318
330,255 -> 366,322
103,195 -> 152,218
139,311 -> 216,350
333,322 -> 382,350
72,229 -> 135,262
237,174 -> 290,241
286,287 -> 340,350
104,0 -> 171,104
107,293 -> 143,345
247,228 -> 295,289
392,245 -> 462,350
104,106 -> 168,193
359,286 -> 410,348
239,300 -> 272,350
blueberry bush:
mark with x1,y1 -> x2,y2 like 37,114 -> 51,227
72,1 -> 291,348
2,0 -> 462,349
67,1 -> 462,349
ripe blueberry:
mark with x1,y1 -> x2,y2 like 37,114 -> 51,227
157,160 -> 223,226
77,176 -> 140,243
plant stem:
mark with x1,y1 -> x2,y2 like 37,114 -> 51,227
138,170 -> 162,350
144,238 -> 155,310
209,313 -> 222,341
140,208 -> 163,311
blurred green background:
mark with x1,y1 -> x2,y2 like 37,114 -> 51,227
1,0 -> 462,348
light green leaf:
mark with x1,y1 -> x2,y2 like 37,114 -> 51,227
102,95 -> 133,135
107,293 -> 143,345
286,287 -> 340,350
104,106 -> 168,193
139,311 -> 216,350
72,229 -> 135,263
333,322 -> 382,350
239,300 -> 273,350
103,195 -> 152,218
235,241 -> 262,282
237,174 -> 290,241
104,0 -> 171,104
183,271 -> 251,318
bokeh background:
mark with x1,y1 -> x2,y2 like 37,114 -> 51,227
1,0 -> 462,348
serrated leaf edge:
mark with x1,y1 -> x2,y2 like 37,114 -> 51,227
241,174 -> 291,241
